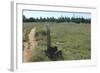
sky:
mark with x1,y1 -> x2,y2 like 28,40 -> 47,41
23,10 -> 91,19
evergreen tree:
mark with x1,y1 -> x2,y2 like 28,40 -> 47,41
23,15 -> 91,24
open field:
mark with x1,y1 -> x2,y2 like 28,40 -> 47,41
23,22 -> 91,62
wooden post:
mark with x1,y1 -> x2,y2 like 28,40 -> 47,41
46,24 -> 51,50
45,23 -> 63,60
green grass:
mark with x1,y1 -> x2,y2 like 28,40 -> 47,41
23,22 -> 91,61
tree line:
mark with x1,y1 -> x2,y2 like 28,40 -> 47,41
23,15 -> 91,24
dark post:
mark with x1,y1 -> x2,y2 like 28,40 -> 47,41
45,23 -> 63,60
46,24 -> 51,50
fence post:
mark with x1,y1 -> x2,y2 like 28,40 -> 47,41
46,24 -> 51,50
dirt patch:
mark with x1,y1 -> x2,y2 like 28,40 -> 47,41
23,27 -> 37,62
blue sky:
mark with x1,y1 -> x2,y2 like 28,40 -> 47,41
23,10 -> 91,19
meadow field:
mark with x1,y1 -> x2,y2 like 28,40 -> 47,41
23,22 -> 91,62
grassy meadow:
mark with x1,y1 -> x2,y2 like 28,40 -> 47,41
23,22 -> 91,62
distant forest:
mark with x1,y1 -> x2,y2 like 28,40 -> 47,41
23,15 -> 91,24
